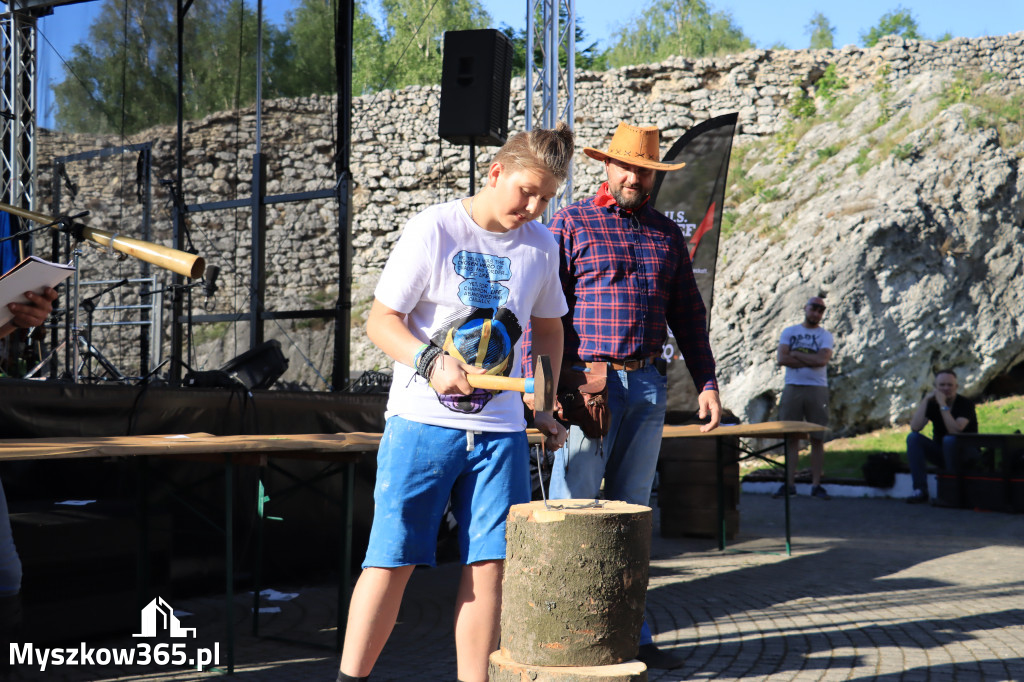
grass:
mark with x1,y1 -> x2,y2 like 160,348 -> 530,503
741,394 -> 1024,481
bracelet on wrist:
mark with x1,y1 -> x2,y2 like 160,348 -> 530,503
416,345 -> 443,381
412,342 -> 429,368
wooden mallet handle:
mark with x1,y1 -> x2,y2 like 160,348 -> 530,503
465,375 -> 534,393
463,355 -> 553,413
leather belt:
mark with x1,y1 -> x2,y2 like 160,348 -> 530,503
587,355 -> 659,372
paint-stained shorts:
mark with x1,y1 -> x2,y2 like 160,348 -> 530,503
362,416 -> 530,568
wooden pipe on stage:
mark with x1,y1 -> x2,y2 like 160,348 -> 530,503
0,201 -> 205,279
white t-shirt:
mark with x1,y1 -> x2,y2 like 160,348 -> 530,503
375,199 -> 568,432
780,324 -> 834,387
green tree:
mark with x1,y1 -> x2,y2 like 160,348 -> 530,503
501,10 -> 606,78
277,0 -> 384,97
860,6 -> 922,47
605,0 -> 753,68
806,11 -> 835,50
188,0 -> 274,116
379,0 -> 491,89
52,0 -> 284,134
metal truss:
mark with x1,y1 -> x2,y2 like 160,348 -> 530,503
525,0 -> 574,219
1,8 -> 37,210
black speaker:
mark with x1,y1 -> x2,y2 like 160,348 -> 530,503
438,29 -> 513,147
183,339 -> 288,390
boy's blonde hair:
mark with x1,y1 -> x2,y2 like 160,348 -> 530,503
492,122 -> 575,182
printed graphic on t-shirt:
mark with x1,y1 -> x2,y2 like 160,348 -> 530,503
429,250 -> 523,414
788,332 -> 822,354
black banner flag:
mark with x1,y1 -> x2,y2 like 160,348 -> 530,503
650,113 -> 737,413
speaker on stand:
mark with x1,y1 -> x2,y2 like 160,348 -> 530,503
438,29 -> 514,193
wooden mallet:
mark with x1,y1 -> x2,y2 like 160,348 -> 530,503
465,354 -> 554,412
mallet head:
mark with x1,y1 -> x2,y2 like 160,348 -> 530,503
533,354 -> 553,413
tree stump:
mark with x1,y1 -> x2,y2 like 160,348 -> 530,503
489,649 -> 647,682
500,499 -> 652,667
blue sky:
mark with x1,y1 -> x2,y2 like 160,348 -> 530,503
33,0 -> 1024,127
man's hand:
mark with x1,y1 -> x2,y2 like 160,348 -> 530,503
697,389 -> 722,433
932,388 -> 948,408
533,412 -> 567,451
522,392 -> 563,415
428,355 -> 485,395
6,287 -> 58,329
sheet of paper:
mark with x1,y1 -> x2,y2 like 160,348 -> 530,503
255,606 -> 282,614
255,588 -> 300,601
0,255 -> 74,327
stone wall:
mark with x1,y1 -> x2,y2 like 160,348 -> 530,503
32,32 -> 1024,427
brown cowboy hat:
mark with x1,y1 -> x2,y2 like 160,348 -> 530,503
583,122 -> 685,171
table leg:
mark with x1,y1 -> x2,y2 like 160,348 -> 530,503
252,476 -> 268,638
783,440 -> 792,556
716,436 -> 726,551
337,460 -> 355,652
224,455 -> 235,673
136,457 -> 151,612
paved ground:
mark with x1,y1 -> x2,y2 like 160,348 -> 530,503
6,491 -> 1024,681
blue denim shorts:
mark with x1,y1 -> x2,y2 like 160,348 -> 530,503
362,416 -> 530,568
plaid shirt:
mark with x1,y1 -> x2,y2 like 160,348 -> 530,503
550,183 -> 718,393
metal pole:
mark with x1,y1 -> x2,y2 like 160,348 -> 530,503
333,0 -> 354,389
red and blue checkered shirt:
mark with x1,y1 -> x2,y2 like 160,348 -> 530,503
550,183 -> 718,393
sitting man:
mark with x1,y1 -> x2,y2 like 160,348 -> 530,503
905,368 -> 978,503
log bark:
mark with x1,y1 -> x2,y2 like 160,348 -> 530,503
500,499 -> 652,667
489,649 -> 647,681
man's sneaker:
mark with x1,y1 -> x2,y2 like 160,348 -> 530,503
905,489 -> 929,504
772,484 -> 796,498
636,643 -> 686,670
811,484 -> 831,500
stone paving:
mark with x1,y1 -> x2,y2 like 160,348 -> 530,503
6,491 -> 1024,681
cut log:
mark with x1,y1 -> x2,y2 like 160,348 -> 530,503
489,649 -> 647,681
501,499 -> 652,667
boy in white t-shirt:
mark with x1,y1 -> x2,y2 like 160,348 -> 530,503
338,124 -> 574,682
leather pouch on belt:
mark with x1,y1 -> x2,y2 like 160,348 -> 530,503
556,361 -> 610,439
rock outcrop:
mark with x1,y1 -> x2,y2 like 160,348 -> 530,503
715,68 -> 1024,432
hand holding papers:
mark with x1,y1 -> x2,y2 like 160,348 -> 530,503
0,255 -> 73,329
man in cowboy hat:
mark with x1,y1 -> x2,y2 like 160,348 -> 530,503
539,121 -> 721,669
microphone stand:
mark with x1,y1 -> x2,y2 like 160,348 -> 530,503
60,213 -> 89,383
78,278 -> 130,382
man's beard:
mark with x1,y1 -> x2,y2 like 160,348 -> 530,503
611,184 -> 648,210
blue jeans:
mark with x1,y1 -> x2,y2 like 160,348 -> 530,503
906,432 -> 957,493
0,476 -> 21,596
549,364 -> 667,507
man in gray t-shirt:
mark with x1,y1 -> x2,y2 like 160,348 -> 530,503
776,295 -> 835,500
